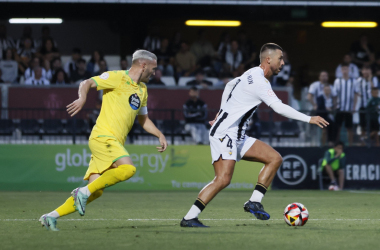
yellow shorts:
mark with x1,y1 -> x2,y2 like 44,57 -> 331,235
84,136 -> 129,180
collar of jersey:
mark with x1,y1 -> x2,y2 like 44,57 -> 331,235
125,70 -> 139,86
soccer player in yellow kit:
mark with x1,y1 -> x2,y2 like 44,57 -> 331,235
39,50 -> 167,231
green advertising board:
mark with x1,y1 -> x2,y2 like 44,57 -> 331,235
0,145 -> 263,191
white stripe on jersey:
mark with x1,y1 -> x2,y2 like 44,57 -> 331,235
357,77 -> 378,108
334,78 -> 359,112
210,67 -> 281,141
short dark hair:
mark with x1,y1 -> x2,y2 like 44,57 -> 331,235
362,65 -> 372,70
372,87 -> 379,91
77,58 -> 86,64
341,62 -> 350,67
72,48 -> 81,54
334,141 -> 344,148
260,43 -> 283,54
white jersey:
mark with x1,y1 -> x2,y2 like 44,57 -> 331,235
210,67 -> 281,141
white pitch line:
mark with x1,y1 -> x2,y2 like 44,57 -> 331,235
1,218 -> 379,221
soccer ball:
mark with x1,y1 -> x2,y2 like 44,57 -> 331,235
284,203 -> 309,226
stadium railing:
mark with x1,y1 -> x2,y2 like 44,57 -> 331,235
0,108 -> 377,147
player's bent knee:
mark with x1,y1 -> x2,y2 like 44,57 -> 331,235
118,164 -> 136,181
216,176 -> 231,188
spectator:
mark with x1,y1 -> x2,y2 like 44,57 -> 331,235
233,63 -> 246,78
371,52 -> 380,80
51,68 -> 70,85
190,29 -> 217,69
70,58 -> 91,84
237,30 -> 256,62
0,48 -> 18,83
46,57 -> 62,80
356,65 -> 378,140
335,54 -> 360,79
24,57 -> 48,80
308,70 -> 336,111
316,85 -> 336,146
154,38 -> 174,76
366,87 -> 380,146
148,69 -> 165,85
320,141 -> 346,191
17,37 -> 36,62
35,26 -> 57,49
143,27 -> 161,51
350,34 -> 375,68
64,48 -> 81,77
39,37 -> 60,62
0,68 -> 4,83
16,25 -> 37,50
175,41 -> 197,77
87,50 -> 104,76
0,24 -> 15,60
186,70 -> 212,88
24,67 -> 50,85
333,63 -> 361,145
183,87 -> 209,145
217,32 -> 231,59
88,100 -> 102,129
120,58 -> 128,70
169,31 -> 182,55
272,51 -> 292,86
94,59 -> 108,76
225,40 -> 243,74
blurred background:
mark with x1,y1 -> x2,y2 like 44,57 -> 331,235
0,0 -> 379,191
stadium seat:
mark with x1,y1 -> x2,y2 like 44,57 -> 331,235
66,119 -> 89,135
20,119 -> 40,135
278,121 -> 300,137
42,119 -> 64,134
259,121 -> 276,137
0,119 -> 14,135
161,76 -> 176,86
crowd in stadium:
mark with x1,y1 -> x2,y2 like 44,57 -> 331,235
1,24 -> 379,146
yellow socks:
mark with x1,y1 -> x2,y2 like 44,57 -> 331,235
87,164 -> 136,193
55,190 -> 104,217
52,164 -> 135,218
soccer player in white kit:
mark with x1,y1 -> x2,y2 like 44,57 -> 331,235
180,43 -> 329,227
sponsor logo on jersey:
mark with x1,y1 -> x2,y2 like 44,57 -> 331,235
129,93 -> 141,110
247,75 -> 253,84
267,89 -> 276,97
99,72 -> 109,80
277,154 -> 308,185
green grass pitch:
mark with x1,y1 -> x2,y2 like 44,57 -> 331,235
1,190 -> 379,250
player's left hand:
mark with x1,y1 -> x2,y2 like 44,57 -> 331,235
157,134 -> 167,153
309,116 -> 329,128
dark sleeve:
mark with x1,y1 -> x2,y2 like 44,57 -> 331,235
204,80 -> 213,86
325,150 -> 339,165
186,80 -> 194,86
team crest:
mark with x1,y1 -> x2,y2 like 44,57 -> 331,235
99,72 -> 109,80
129,93 -> 141,110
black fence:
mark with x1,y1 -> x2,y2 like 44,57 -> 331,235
0,108 -> 379,147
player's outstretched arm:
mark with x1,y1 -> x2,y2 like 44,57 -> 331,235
66,79 -> 97,117
270,101 -> 329,128
138,114 -> 168,152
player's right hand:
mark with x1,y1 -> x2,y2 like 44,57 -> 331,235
309,116 -> 329,128
67,98 -> 86,117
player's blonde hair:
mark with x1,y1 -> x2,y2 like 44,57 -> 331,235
132,50 -> 157,64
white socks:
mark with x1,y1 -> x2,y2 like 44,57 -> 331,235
184,205 -> 201,220
249,190 -> 264,203
79,186 -> 91,196
47,211 -> 60,219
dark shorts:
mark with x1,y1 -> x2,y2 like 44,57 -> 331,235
335,112 -> 353,129
370,119 -> 380,132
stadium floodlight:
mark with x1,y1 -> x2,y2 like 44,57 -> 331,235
321,22 -> 377,28
9,18 -> 63,24
185,20 -> 241,27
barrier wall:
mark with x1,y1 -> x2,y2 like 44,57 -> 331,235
0,145 -> 263,191
272,147 -> 380,190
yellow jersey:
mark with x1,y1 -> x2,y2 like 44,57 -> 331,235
90,70 -> 148,144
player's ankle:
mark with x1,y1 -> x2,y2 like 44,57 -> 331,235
184,198 -> 206,220
79,186 -> 91,196
249,182 -> 268,203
